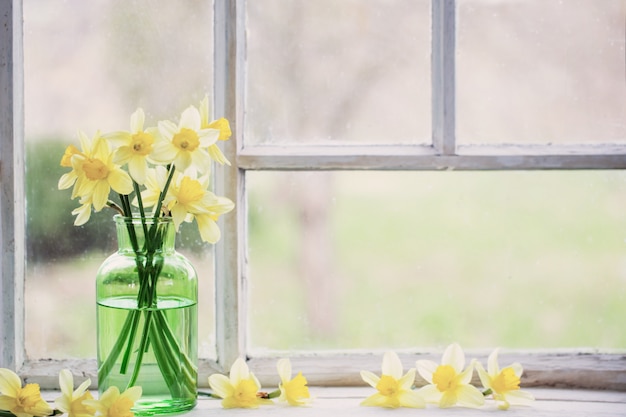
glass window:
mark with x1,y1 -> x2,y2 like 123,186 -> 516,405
247,170 -> 626,352
245,0 -> 432,145
457,0 -> 626,145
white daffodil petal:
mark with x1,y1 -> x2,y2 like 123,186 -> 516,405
174,152 -> 192,172
58,171 -> 77,190
196,214 -> 221,243
58,369 -> 73,398
199,96 -> 210,126
360,393 -> 386,407
399,368 -> 416,390
171,204 -> 188,229
179,106 -> 201,129
439,390 -> 458,408
128,157 -> 148,185
198,128 -> 220,147
417,384 -> 442,403
190,149 -> 212,173
122,386 -> 143,403
488,348 -> 500,375
130,108 -> 145,133
75,377 -> 91,397
0,368 -> 21,397
506,389 -> 535,405
416,359 -> 438,384
443,343 -> 465,372
456,384 -> 485,408
113,146 -> 133,165
510,362 -> 524,378
459,361 -> 475,385
108,168 -> 133,195
475,361 -> 492,390
208,374 -> 233,399
99,386 -> 120,405
102,131 -> 131,147
92,181 -> 110,211
382,351 -> 403,379
229,358 -> 250,385
360,371 -> 380,389
208,144 -> 230,165
277,358 -> 292,383
158,120 -> 178,140
397,390 -> 426,408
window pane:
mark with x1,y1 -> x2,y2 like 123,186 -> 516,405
245,0 -> 431,145
24,0 -> 216,360
247,170 -> 626,351
457,0 -> 626,145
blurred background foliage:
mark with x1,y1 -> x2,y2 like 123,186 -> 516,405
26,141 -> 113,262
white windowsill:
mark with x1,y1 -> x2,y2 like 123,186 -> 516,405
43,388 -> 626,416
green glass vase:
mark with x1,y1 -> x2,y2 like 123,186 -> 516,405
96,215 -> 198,415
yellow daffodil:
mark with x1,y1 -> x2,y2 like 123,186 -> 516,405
476,348 -> 534,410
83,386 -> 142,417
360,351 -> 425,409
166,173 -> 234,243
152,105 -> 220,173
60,144 -> 81,168
193,199 -> 235,244
416,343 -> 485,408
54,369 -> 96,417
208,358 -> 272,409
134,166 -> 172,212
199,96 -> 231,166
276,358 -> 311,406
102,108 -> 161,185
70,194 -> 95,226
0,368 -> 53,417
59,131 -> 133,211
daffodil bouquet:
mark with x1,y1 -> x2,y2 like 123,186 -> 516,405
58,97 -> 234,413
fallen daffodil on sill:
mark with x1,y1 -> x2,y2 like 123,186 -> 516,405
274,358 -> 311,406
360,351 -> 425,409
476,348 -> 535,410
416,343 -> 485,408
0,369 -> 144,417
0,368 -> 54,417
208,358 -> 272,409
54,370 -> 95,417
83,386 -> 142,417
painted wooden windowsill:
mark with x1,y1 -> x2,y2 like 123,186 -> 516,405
43,388 -> 626,416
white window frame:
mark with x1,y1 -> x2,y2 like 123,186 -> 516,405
1,0 -> 625,389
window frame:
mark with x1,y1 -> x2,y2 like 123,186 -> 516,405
1,0 -> 625,389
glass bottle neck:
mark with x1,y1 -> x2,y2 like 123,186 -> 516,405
114,216 -> 176,254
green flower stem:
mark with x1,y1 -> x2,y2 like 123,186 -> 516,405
148,316 -> 185,398
483,388 -> 493,396
197,391 -> 221,399
119,309 -> 141,375
126,310 -> 154,389
0,410 -> 64,417
97,309 -> 137,387
152,165 -> 175,221
266,389 -> 282,399
153,310 -> 197,393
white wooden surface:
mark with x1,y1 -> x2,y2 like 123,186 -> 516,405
186,388 -> 626,416
44,388 -> 625,417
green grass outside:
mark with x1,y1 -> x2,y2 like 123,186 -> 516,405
247,170 -> 626,352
